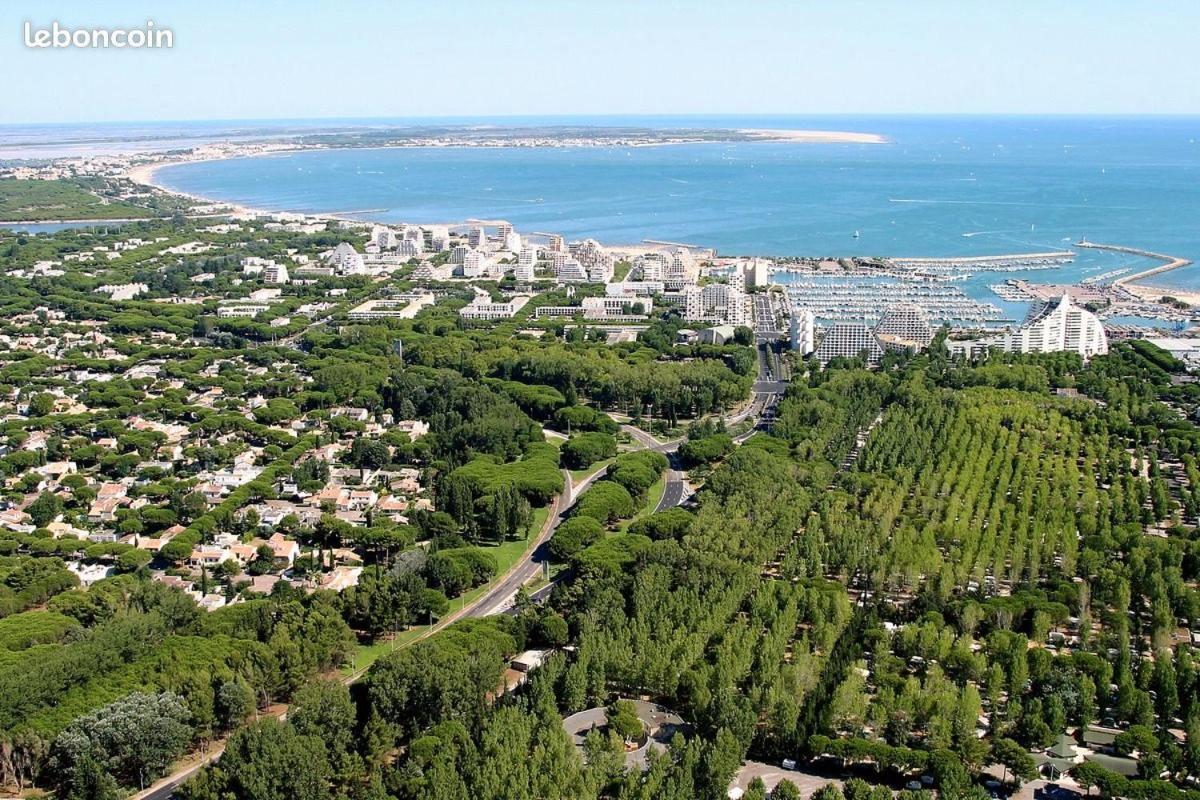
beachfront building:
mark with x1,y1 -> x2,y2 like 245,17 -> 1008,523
467,225 -> 486,248
666,249 -> 700,288
1003,293 -> 1108,359
814,322 -> 885,366
684,283 -> 748,326
790,308 -> 816,355
373,226 -> 399,250
636,254 -> 666,282
874,303 -> 933,351
546,234 -> 566,253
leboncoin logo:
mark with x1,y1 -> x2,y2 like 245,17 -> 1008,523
23,20 -> 174,49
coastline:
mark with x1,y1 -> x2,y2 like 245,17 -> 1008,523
738,128 -> 888,144
116,146 -> 1199,304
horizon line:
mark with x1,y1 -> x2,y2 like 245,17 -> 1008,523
5,111 -> 1200,128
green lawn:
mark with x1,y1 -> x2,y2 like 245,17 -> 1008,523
569,458 -> 614,485
342,505 -> 552,676
615,471 -> 668,532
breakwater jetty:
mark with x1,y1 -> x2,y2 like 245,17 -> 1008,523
1076,241 -> 1192,287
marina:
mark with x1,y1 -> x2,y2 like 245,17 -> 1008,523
782,278 -> 1007,324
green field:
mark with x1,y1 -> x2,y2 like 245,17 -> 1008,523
0,179 -> 153,221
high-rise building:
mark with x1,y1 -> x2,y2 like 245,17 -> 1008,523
467,225 -> 486,248
325,242 -> 366,275
401,226 -> 424,252
874,304 -> 934,351
684,283 -> 747,326
1003,293 -> 1108,359
462,249 -> 491,278
636,254 -> 665,282
555,257 -> 589,283
814,323 -> 884,366
373,226 -> 398,250
547,234 -> 565,253
587,253 -> 615,283
513,247 -> 536,281
789,308 -> 816,354
666,249 -> 699,287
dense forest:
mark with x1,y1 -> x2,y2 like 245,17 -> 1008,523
163,340 -> 1200,800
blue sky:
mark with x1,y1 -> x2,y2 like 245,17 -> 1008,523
4,0 -> 1199,123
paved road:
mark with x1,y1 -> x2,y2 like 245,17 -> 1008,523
655,454 -> 687,512
470,465 -> 610,617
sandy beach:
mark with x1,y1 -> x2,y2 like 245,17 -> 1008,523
125,159 -> 280,219
739,128 -> 888,144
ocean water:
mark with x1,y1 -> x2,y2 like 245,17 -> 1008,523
144,116 -> 1200,308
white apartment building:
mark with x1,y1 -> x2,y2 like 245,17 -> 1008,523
1002,293 -> 1108,359
581,294 -> 653,319
607,281 -> 663,297
666,249 -> 700,288
555,257 -> 589,283
636,254 -> 666,282
874,303 -> 933,350
373,226 -> 399,250
325,243 -> 366,275
347,292 -> 435,320
241,256 -> 275,276
789,308 -> 816,355
95,283 -> 148,301
460,294 -> 531,320
217,304 -> 270,318
514,247 -> 537,282
814,322 -> 884,366
684,283 -> 748,326
462,249 -> 492,278
262,262 -> 289,284
587,253 -> 615,284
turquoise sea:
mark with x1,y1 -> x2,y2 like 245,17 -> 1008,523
144,115 -> 1200,315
